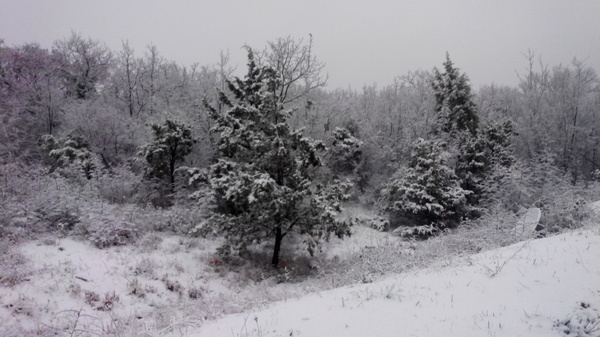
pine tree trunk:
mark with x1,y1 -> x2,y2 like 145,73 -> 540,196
272,226 -> 283,268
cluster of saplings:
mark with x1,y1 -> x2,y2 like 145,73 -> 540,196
1,33 -> 598,267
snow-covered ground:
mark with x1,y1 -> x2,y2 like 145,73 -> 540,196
1,203 -> 599,336
193,229 -> 600,337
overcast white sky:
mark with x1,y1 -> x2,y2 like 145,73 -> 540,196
1,0 -> 599,90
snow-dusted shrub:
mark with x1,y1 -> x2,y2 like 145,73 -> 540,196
95,166 -> 142,204
98,291 -> 120,311
38,207 -> 80,234
80,214 -> 138,248
393,224 -> 440,239
380,138 -> 470,234
329,126 -> 364,175
136,232 -> 164,251
84,289 -> 101,306
40,133 -> 103,181
538,190 -> 593,232
187,286 -> 203,299
28,174 -> 86,235
1,163 -> 85,237
593,169 -> 600,182
161,274 -> 184,295
357,241 -> 408,277
321,206 -> 522,288
554,302 -> 600,337
0,162 -> 43,203
512,161 -> 596,232
0,240 -> 31,287
369,215 -> 390,232
442,205 -> 521,254
133,257 -> 158,277
127,204 -> 207,234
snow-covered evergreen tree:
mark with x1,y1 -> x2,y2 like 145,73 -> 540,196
41,133 -> 101,180
139,119 -> 195,187
380,138 -> 470,232
455,120 -> 515,206
329,127 -> 363,175
432,53 -> 479,137
195,50 -> 353,267
430,55 -> 517,209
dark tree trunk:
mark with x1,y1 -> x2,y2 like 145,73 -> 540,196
271,226 -> 283,268
168,143 -> 178,193
168,156 -> 176,196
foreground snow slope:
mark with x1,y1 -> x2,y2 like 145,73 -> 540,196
193,229 -> 600,337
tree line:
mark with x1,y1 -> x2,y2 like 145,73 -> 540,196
1,33 -> 599,266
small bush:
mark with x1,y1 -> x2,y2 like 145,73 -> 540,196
81,214 -> 138,248
538,191 -> 592,233
136,232 -> 164,251
133,257 -> 158,277
366,215 -> 389,232
554,302 -> 600,337
127,278 -> 146,298
0,240 -> 31,287
187,286 -> 203,299
96,166 -> 142,204
161,274 -> 184,295
393,224 -> 440,239
82,289 -> 120,311
28,175 -> 84,234
84,290 -> 101,306
98,291 -> 120,311
5,294 -> 36,317
126,204 -> 207,234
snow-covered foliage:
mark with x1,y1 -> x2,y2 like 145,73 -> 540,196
1,163 -> 598,336
3,34 -> 600,337
40,133 -> 101,180
329,126 -> 364,175
430,55 -> 516,211
380,138 -> 470,231
192,50 -> 354,266
139,119 -> 195,185
432,53 -> 479,137
456,120 -> 516,206
554,302 -> 600,337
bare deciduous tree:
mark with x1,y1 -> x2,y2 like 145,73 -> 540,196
257,35 -> 327,104
54,32 -> 113,100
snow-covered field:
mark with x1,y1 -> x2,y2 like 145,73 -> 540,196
1,203 -> 599,337
195,229 -> 600,337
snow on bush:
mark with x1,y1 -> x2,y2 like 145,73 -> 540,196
0,240 -> 31,287
380,138 -> 470,233
554,302 -> 600,337
82,214 -> 138,248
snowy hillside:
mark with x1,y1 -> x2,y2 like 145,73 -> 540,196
1,204 -> 598,336
194,229 -> 600,337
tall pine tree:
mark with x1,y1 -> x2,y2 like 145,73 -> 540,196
430,54 -> 516,208
432,53 -> 479,137
195,50 -> 352,267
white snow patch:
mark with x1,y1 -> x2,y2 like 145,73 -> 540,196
192,230 -> 600,337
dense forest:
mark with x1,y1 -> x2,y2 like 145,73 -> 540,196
1,33 -> 599,267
